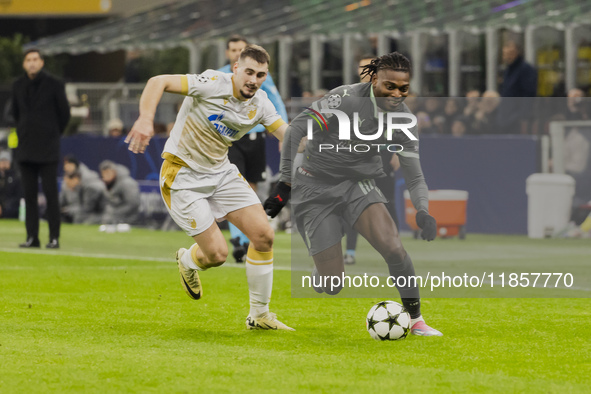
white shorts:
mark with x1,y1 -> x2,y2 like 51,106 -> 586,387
160,160 -> 260,236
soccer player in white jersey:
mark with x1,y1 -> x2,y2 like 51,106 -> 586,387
125,45 -> 293,331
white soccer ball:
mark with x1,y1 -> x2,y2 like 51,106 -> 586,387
366,301 -> 411,341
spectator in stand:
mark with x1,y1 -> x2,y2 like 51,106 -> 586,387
566,89 -> 588,121
63,154 -> 101,182
0,150 -> 22,219
423,97 -> 444,120
420,97 -> 446,134
443,98 -> 461,133
431,113 -> 447,134
107,118 -> 125,138
59,171 -> 81,223
63,155 -> 106,223
404,92 -> 419,113
463,90 -> 480,128
497,40 -> 537,133
471,90 -> 501,135
99,160 -> 140,225
59,170 -> 105,224
416,111 -> 436,135
451,116 -> 469,137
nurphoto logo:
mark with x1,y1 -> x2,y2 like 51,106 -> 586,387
305,107 -> 417,153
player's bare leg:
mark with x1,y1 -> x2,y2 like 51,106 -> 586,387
227,204 -> 294,331
355,203 -> 442,336
311,242 -> 345,295
175,222 -> 228,300
227,203 -> 272,252
191,223 -> 229,268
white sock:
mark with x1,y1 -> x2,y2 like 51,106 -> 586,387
411,315 -> 424,327
181,243 -> 205,271
246,246 -> 273,317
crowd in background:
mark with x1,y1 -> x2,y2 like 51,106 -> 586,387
126,88 -> 589,141
1,41 -> 591,238
405,88 -> 589,137
60,156 -> 140,226
0,150 -> 140,226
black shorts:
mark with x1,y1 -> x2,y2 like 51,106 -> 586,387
228,132 -> 266,183
292,171 -> 387,255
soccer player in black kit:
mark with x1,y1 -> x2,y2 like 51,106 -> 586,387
265,52 -> 442,336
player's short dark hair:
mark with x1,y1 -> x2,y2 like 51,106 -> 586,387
226,34 -> 249,49
63,154 -> 79,168
360,52 -> 411,81
23,48 -> 44,60
239,44 -> 270,65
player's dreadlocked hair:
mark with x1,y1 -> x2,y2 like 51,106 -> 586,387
359,52 -> 411,82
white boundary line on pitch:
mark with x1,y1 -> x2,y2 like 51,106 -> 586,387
1,248 -> 589,292
0,247 -> 293,271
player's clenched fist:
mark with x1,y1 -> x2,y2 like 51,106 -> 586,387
416,210 -> 437,241
125,116 -> 154,154
263,182 -> 291,218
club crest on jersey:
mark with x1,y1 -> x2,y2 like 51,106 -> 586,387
208,112 -> 240,138
247,107 -> 257,120
327,94 -> 341,108
197,74 -> 210,83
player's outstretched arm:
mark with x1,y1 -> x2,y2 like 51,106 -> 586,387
270,123 -> 288,143
125,75 -> 184,154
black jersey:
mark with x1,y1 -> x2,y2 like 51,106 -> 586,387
280,82 -> 429,212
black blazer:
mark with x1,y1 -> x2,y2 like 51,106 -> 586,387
500,56 -> 537,98
11,70 -> 70,163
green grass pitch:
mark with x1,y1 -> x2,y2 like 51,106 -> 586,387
0,220 -> 590,392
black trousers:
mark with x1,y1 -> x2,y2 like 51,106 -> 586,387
18,161 -> 60,241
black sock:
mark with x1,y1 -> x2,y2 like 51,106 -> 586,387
386,253 -> 421,317
386,253 -> 420,300
401,298 -> 421,319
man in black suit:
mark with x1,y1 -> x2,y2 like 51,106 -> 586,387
496,40 -> 537,134
499,41 -> 537,98
11,49 -> 70,248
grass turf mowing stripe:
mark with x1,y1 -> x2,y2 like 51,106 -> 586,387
1,252 -> 590,392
